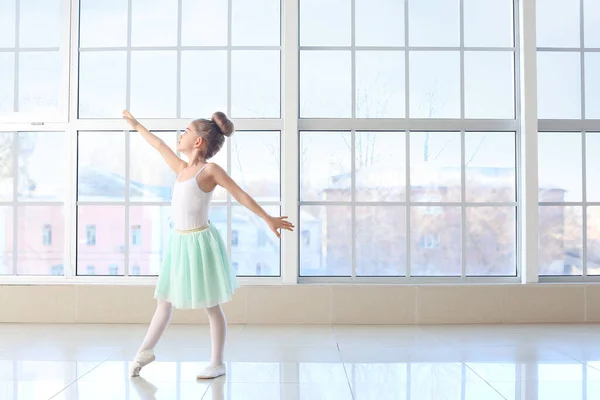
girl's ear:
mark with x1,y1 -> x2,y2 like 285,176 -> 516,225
194,136 -> 204,148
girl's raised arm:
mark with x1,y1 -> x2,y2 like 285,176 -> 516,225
123,110 -> 187,174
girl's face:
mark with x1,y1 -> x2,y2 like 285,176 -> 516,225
177,124 -> 203,152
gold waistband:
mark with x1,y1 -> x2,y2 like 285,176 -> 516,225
174,224 -> 210,234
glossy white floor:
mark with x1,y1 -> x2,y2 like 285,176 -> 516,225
2,323 -> 600,399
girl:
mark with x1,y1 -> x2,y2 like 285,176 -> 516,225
123,110 -> 294,379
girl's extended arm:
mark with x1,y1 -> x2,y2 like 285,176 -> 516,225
210,164 -> 294,237
123,110 -> 187,174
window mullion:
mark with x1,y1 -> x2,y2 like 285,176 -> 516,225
518,0 -> 539,283
282,0 -> 299,284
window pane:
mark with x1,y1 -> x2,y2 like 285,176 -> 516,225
356,206 -> 406,276
465,132 -> 516,203
231,51 -> 280,118
18,132 -> 65,202
409,0 -> 459,47
536,0 -> 580,47
539,133 -> 582,202
409,52 -> 460,118
78,51 -> 127,119
356,51 -> 405,118
17,206 -> 63,275
300,205 -> 352,277
130,132 -> 176,202
537,52 -> 582,119
355,0 -> 404,46
410,132 -> 461,202
584,0 -> 600,48
19,0 -> 61,48
411,206 -> 461,276
0,53 -> 14,113
182,0 -> 228,46
355,132 -> 406,202
79,0 -> 128,48
208,205 -> 228,244
78,132 -> 126,202
0,132 -> 14,201
588,207 -> 600,275
131,0 -> 177,47
0,206 -> 13,275
300,132 -> 352,202
300,51 -> 351,118
77,206 -> 125,276
0,0 -> 15,47
232,206 -> 280,276
300,0 -> 350,46
231,132 -> 280,202
466,207 -> 516,276
130,51 -> 177,118
181,51 -> 227,119
464,0 -> 513,47
129,206 -> 170,276
587,133 -> 600,202
539,206 -> 582,276
232,0 -> 280,46
585,53 -> 600,119
18,52 -> 61,113
465,52 -> 515,119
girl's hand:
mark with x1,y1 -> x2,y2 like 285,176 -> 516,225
123,110 -> 140,128
267,216 -> 295,238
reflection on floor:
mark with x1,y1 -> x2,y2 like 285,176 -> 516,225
2,323 -> 600,399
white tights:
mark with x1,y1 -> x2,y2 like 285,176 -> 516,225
137,300 -> 227,367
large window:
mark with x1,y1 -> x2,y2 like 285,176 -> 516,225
298,0 -> 517,278
537,0 -> 600,278
71,0 -> 282,278
2,0 -> 599,283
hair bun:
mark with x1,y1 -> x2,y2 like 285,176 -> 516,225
211,111 -> 234,137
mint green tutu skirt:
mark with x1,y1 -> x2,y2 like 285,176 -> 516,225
154,225 -> 238,309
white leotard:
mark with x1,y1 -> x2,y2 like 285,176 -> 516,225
171,165 -> 213,230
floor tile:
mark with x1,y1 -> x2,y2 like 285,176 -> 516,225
3,323 -> 600,399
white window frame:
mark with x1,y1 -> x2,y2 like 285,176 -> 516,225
536,0 -> 600,283
297,0 -> 529,284
0,0 -> 544,285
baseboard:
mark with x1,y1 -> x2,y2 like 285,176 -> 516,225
1,283 -> 598,325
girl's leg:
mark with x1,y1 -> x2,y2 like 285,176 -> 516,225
131,300 -> 173,377
138,300 -> 174,352
197,304 -> 227,379
206,304 -> 227,366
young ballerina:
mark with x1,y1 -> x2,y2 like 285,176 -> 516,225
123,110 -> 294,379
